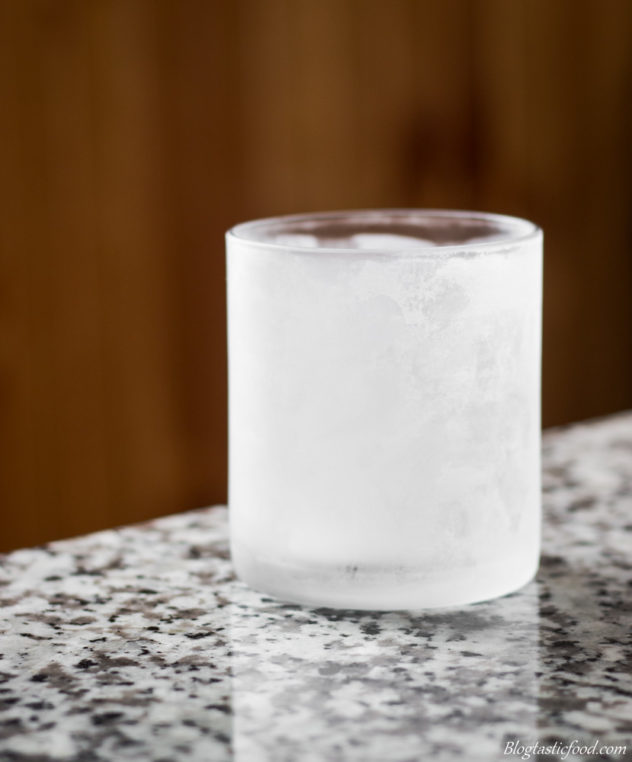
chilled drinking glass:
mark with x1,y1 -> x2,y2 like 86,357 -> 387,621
226,210 -> 542,610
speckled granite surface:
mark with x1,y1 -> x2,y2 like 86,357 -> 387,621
1,413 -> 632,762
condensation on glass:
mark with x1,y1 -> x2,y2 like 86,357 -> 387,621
226,210 -> 543,610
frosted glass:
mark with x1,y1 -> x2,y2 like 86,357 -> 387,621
226,210 -> 542,609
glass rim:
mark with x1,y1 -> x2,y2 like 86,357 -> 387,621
226,208 -> 542,256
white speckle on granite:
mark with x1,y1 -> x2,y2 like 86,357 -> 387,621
1,412 -> 632,761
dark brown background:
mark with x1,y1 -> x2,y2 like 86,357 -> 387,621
1,0 -> 631,551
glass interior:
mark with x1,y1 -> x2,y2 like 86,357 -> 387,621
229,210 -> 539,253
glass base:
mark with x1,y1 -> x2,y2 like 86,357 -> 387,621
231,542 -> 539,610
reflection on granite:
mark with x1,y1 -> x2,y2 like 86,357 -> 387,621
1,413 -> 632,761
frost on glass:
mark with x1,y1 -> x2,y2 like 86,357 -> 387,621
227,212 -> 542,609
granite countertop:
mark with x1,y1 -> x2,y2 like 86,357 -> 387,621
1,414 -> 632,762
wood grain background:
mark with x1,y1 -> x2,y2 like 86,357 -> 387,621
1,0 -> 631,551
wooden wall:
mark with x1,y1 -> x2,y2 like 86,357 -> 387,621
1,0 -> 631,551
